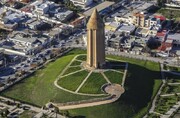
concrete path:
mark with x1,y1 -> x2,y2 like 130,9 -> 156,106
122,63 -> 128,87
52,84 -> 124,110
149,63 -> 166,113
106,51 -> 164,63
110,69 -> 124,74
101,72 -> 111,83
168,83 -> 180,85
160,93 -> 180,97
161,101 -> 180,118
75,71 -> 92,93
61,69 -> 85,78
69,65 -> 81,67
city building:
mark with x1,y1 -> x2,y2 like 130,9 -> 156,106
83,1 -> 115,16
105,22 -> 120,32
118,24 -> 136,34
132,12 -> 149,27
34,1 -> 55,15
70,0 -> 93,8
85,9 -> 105,69
55,10 -> 74,22
7,31 -> 49,55
135,27 -> 149,37
167,33 -> 180,47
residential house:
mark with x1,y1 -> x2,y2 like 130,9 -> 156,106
70,0 -> 93,8
55,10 -> 74,22
35,1 -> 55,15
118,23 -> 136,34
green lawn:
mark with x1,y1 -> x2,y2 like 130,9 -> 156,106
155,96 -> 178,114
79,73 -> 107,94
157,8 -> 180,21
162,85 -> 180,94
0,49 -> 162,118
70,60 -> 82,66
76,55 -> 86,61
164,64 -> 180,72
166,73 -> 180,83
58,70 -> 89,91
104,71 -> 123,84
147,113 -> 160,118
0,49 -> 96,106
63,66 -> 82,75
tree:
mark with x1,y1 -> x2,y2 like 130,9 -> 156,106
3,109 -> 9,117
157,0 -> 166,7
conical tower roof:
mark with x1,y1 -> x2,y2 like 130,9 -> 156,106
87,9 -> 104,29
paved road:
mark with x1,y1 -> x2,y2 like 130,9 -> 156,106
106,51 -> 164,63
4,6 -> 73,27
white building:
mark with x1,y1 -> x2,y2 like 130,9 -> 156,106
114,12 -> 133,24
55,10 -> 74,22
7,32 -> 49,55
35,1 -> 55,15
118,24 -> 136,34
70,0 -> 93,8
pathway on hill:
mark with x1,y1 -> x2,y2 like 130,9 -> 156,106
75,71 -> 92,93
53,54 -> 127,110
52,84 -> 124,110
145,63 -> 180,118
149,63 -> 166,114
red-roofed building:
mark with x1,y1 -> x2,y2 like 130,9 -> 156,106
154,15 -> 166,21
157,41 -> 172,51
156,30 -> 168,42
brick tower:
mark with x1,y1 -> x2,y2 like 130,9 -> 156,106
86,9 -> 105,69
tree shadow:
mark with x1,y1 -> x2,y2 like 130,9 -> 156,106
72,116 -> 86,118
106,60 -> 126,70
116,63 -> 161,113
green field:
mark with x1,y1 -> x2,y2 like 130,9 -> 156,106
0,49 -> 96,106
104,71 -> 123,84
58,70 -> 89,91
155,96 -> 178,114
0,49 -> 162,118
162,85 -> 180,94
70,60 -> 82,66
76,55 -> 86,61
63,66 -> 82,75
79,73 -> 107,94
166,73 -> 180,83
157,8 -> 180,21
147,113 -> 160,118
164,64 -> 180,72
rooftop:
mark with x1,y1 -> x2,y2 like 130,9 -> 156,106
136,27 -> 149,34
167,33 -> 180,40
118,24 -> 136,32
83,1 -> 114,16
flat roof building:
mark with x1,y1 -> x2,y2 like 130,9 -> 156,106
83,1 -> 114,16
118,24 -> 136,34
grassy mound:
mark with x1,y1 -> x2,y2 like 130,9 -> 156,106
0,49 -> 162,118
58,70 -> 89,91
104,71 -> 123,84
79,73 -> 107,94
